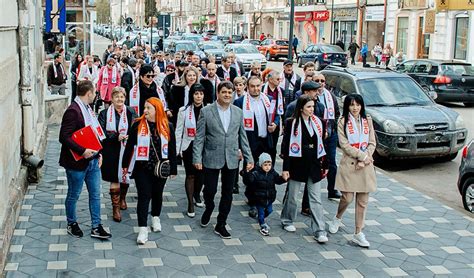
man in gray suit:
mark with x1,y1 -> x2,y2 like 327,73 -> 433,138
193,81 -> 254,239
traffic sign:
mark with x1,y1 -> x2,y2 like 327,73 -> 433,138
45,0 -> 66,34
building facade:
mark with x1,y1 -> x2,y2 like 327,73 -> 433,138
0,0 -> 46,270
385,0 -> 473,64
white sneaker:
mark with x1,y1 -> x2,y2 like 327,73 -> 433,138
315,233 -> 329,243
283,225 -> 296,232
328,217 -> 342,234
151,216 -> 161,232
352,232 -> 370,248
137,227 -> 148,245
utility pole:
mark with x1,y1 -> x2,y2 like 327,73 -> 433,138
215,0 -> 219,34
82,0 -> 87,56
330,0 -> 335,44
287,0 -> 295,61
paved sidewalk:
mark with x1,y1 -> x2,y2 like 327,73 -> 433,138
3,125 -> 474,277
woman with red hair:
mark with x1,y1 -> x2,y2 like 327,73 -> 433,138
122,97 -> 177,245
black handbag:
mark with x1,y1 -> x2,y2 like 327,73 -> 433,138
150,137 -> 171,178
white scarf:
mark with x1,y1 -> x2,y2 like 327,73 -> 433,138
127,65 -> 136,86
106,105 -> 130,183
184,85 -> 190,107
102,66 -> 117,85
130,81 -> 168,115
320,89 -> 335,120
289,115 -> 326,158
232,61 -> 241,76
53,62 -> 66,79
74,97 -> 106,141
279,72 -> 297,91
222,66 -> 231,81
263,82 -> 284,116
183,105 -> 197,138
346,114 -> 370,152
136,121 -> 169,161
242,93 -> 271,131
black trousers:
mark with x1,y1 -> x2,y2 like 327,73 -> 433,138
134,167 -> 167,227
203,165 -> 238,227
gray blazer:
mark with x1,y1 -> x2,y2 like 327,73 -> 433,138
193,102 -> 253,170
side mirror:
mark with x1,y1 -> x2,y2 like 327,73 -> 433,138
429,91 -> 438,100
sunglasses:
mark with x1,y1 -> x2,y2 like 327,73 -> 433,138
145,74 -> 156,78
314,79 -> 326,83
166,69 -> 175,72
108,63 -> 115,66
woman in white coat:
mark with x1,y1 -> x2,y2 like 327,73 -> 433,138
175,84 -> 207,217
77,56 -> 99,87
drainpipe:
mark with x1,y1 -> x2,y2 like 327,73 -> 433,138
18,0 -> 44,180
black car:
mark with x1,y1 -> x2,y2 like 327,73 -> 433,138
321,66 -> 468,161
298,44 -> 348,70
199,41 -> 225,64
396,59 -> 474,107
458,140 -> 474,213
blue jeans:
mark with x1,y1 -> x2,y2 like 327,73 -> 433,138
65,158 -> 102,228
256,203 -> 273,225
325,132 -> 338,193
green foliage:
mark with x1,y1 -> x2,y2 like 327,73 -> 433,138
145,0 -> 157,26
96,0 -> 111,24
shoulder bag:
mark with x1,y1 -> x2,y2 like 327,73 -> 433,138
150,136 -> 171,178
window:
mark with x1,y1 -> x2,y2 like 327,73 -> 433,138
454,17 -> 469,60
339,77 -> 356,96
397,17 -> 409,53
396,60 -> 415,73
278,22 -> 283,39
324,74 -> 340,97
413,61 -> 430,74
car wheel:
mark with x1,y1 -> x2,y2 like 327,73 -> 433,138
464,102 -> 474,107
266,52 -> 271,61
437,152 -> 458,162
315,60 -> 321,71
462,177 -> 474,213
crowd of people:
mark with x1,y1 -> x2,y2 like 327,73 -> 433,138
58,41 -> 377,248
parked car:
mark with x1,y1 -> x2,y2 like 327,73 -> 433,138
258,39 -> 289,61
168,40 -> 206,59
241,39 -> 261,46
224,43 -> 267,70
199,41 -> 225,64
211,35 -> 232,45
298,44 -> 348,70
395,59 -> 474,107
182,34 -> 203,43
167,35 -> 183,41
458,140 -> 474,213
321,66 -> 468,161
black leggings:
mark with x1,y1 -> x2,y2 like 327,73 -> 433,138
134,167 -> 167,227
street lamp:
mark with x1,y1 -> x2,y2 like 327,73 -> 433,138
288,0 -> 295,60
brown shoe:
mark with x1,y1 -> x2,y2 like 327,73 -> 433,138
120,183 -> 129,210
301,208 -> 311,217
110,188 -> 122,222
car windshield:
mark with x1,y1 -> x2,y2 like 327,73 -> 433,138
276,40 -> 288,46
176,42 -> 199,52
441,64 -> 474,76
320,45 -> 343,52
202,43 -> 222,50
233,45 -> 259,54
357,78 -> 432,106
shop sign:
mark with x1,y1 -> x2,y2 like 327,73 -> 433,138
399,0 -> 428,9
436,0 -> 474,10
313,11 -> 330,21
424,10 -> 436,33
332,8 -> 358,21
294,12 -> 313,22
365,6 -> 385,21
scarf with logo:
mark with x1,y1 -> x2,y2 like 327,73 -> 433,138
346,114 -> 370,151
242,94 -> 271,131
320,89 -> 335,120
106,105 -> 130,183
74,97 -> 106,141
102,65 -> 117,85
289,115 -> 326,158
263,82 -> 284,117
136,121 -> 169,161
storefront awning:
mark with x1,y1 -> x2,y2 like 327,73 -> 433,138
205,20 -> 216,24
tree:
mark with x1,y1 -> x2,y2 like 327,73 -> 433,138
145,0 -> 157,26
96,0 -> 111,24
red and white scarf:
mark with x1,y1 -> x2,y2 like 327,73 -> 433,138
74,96 -> 106,141
102,66 -> 117,85
242,94 -> 271,131
289,115 -> 326,158
346,114 -> 370,152
53,62 -> 66,79
321,89 -> 335,120
183,105 -> 197,138
232,62 -> 241,76
279,72 -> 297,91
127,65 -> 136,86
106,105 -> 130,183
136,121 -> 169,161
205,74 -> 220,88
263,82 -> 284,116
221,66 -> 231,81
130,81 -> 168,115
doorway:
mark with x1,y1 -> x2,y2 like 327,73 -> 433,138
417,17 -> 430,59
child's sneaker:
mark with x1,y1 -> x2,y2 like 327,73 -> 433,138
260,224 -> 270,236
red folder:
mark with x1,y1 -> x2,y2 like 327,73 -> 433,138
70,125 -> 103,161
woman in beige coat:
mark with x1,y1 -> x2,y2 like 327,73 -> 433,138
328,94 -> 376,248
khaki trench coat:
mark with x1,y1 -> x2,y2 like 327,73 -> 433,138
335,116 -> 377,193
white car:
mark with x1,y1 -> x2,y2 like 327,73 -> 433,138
223,43 -> 267,70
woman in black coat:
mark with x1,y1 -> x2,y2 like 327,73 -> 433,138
122,97 -> 177,245
98,87 -> 137,222
280,95 -> 329,243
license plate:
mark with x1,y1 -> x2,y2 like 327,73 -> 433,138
332,62 -> 341,66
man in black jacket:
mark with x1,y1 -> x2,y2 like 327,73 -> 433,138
216,56 -> 238,83
280,60 -> 302,108
102,45 -> 113,66
120,57 -> 137,101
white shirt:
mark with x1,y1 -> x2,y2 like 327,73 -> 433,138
304,118 -> 315,137
216,102 -> 231,133
250,96 -> 268,138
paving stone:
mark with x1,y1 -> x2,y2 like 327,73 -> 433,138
383,267 -> 409,277
47,261 -> 67,270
